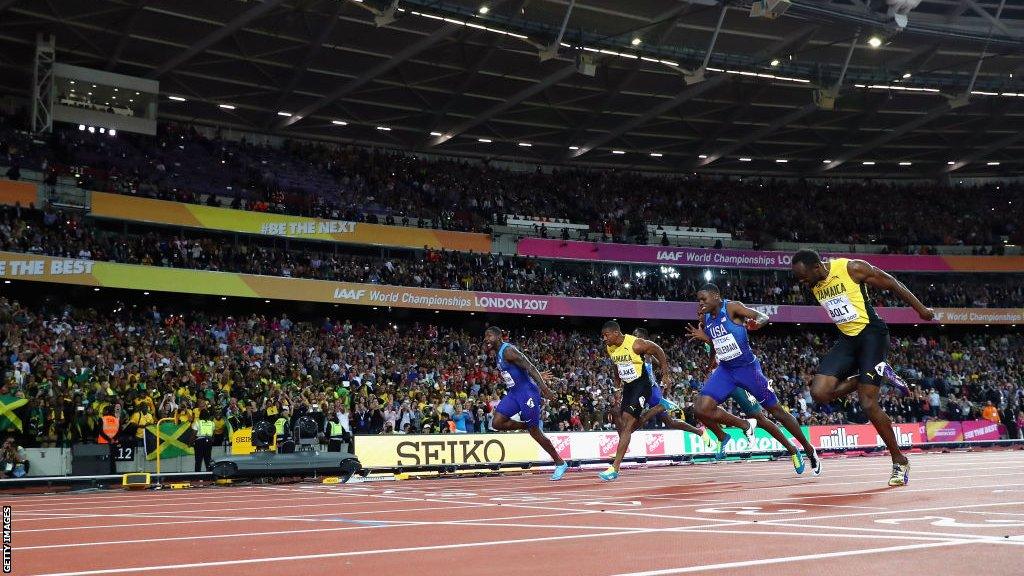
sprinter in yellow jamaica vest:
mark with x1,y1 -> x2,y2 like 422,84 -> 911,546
791,249 -> 934,487
599,320 -> 678,481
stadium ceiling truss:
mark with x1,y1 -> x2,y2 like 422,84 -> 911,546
0,0 -> 1023,177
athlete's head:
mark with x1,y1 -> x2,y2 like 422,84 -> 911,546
791,249 -> 827,287
601,320 -> 624,347
483,326 -> 504,350
632,327 -> 649,339
696,283 -> 722,315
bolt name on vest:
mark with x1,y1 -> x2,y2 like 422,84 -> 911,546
815,283 -> 847,300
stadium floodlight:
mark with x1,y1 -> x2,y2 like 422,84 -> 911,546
775,159 -> 788,163
478,138 -> 492,143
698,154 -> 708,159
569,146 -> 579,150
902,72 -> 912,79
770,59 -> 780,67
168,96 -> 186,101
277,111 -> 292,117
218,104 -> 235,110
430,131 -> 442,136
988,162 -> 1001,166
868,36 -> 883,48
376,126 -> 391,131
518,142 -> 532,147
631,37 -> 642,46
947,161 -> 956,165
478,5 -> 489,14
612,150 -> 625,154
739,157 -> 752,162
332,120 -> 348,126
862,161 -> 875,165
650,152 -> 663,157
899,161 -> 912,166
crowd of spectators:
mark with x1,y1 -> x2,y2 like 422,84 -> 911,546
2,116 -> 1022,248
2,204 -> 1022,308
1,296 -> 1021,451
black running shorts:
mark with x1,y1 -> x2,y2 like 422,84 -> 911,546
817,322 -> 890,385
620,371 -> 654,419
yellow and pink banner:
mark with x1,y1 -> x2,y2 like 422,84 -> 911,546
89,192 -> 492,252
0,251 -> 1021,325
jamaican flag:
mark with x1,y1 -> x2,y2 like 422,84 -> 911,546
0,394 -> 28,432
144,420 -> 195,461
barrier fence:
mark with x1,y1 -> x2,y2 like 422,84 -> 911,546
353,420 -> 1010,469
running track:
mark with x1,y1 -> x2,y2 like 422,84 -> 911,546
6,449 -> 1024,575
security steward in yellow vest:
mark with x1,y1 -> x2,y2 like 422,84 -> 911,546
192,409 -> 215,472
274,408 -> 291,451
97,405 -> 120,474
324,415 -> 347,451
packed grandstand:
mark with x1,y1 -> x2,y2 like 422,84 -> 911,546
1,111 -> 1022,462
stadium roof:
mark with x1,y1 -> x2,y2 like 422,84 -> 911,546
1,0 -> 1023,177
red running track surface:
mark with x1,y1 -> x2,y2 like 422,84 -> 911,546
5,449 -> 1024,576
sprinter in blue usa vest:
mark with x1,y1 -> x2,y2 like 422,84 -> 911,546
484,326 -> 570,480
685,283 -> 821,476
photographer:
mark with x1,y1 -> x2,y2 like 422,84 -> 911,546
0,436 -> 28,478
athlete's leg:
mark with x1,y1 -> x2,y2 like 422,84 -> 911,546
656,411 -> 704,435
695,396 -> 752,430
855,328 -> 909,473
611,411 -> 637,472
810,336 -> 858,405
751,412 -> 795,455
696,367 -> 755,430
704,420 -> 727,442
831,376 -> 861,397
737,365 -> 816,460
527,426 -> 566,466
492,394 -> 529,431
633,405 -> 664,431
491,411 -> 528,431
762,406 -> 816,456
726,387 -> 794,455
859,383 -> 907,466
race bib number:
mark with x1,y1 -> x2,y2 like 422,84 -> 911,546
823,294 -> 860,324
713,333 -> 743,362
501,370 -> 515,387
616,362 -> 640,382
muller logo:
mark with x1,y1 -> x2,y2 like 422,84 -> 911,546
818,426 -> 860,449
645,433 -> 665,455
599,433 -> 619,458
552,434 -> 572,459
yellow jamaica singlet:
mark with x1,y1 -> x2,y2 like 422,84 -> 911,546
811,258 -> 877,336
607,333 -> 645,383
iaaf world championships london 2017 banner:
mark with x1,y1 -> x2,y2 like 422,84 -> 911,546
0,251 -> 1021,324
517,238 -> 1024,273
